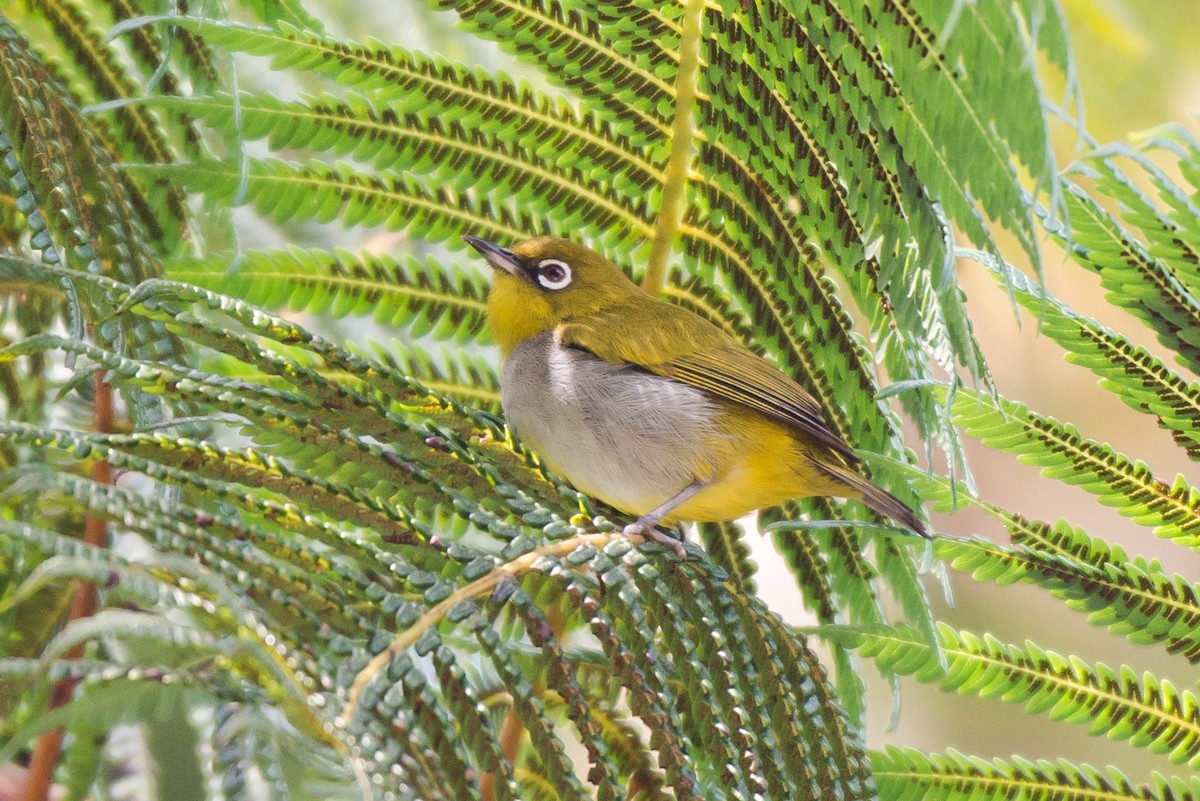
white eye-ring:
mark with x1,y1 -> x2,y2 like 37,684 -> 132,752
535,258 -> 572,290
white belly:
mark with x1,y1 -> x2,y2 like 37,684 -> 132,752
501,333 -> 723,515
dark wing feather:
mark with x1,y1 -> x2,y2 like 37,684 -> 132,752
556,299 -> 857,462
660,347 -> 857,461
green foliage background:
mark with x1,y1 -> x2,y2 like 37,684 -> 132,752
1,1 -> 1199,800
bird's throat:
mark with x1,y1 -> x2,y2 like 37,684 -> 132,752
487,276 -> 555,358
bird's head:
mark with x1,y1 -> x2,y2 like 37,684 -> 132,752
465,235 -> 640,356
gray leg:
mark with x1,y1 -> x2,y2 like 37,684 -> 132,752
623,481 -> 706,558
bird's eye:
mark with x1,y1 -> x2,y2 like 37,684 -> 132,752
535,259 -> 572,290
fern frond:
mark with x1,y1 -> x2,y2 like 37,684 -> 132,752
357,338 -> 502,410
238,0 -> 327,33
638,584 -> 761,797
870,745 -> 1200,801
755,601 -> 876,796
151,17 -> 662,223
973,255 -> 1200,460
861,0 -> 1048,266
948,387 -> 1200,549
766,507 -> 901,730
167,246 -> 491,344
30,603 -> 302,702
515,586 -> 624,799
109,0 -> 218,91
702,1 -> 988,409
478,587 -> 599,801
850,623 -> 1200,766
135,157 -> 532,243
1144,126 -> 1200,276
765,506 -> 886,730
0,17 -> 153,284
164,91 -> 656,242
113,278 -> 574,519
20,0 -> 187,246
696,520 -> 756,594
917,0 -> 1065,198
1051,179 -> 1200,375
1,333 -> 508,521
768,522 -> 836,623
12,469 -> 384,641
701,575 -> 864,799
0,17 -> 181,403
0,419 -> 427,542
1087,142 -> 1200,295
938,534 -> 1200,662
884,459 -> 1200,661
587,706 -> 667,800
429,0 -> 673,145
329,528 -> 870,799
662,273 -> 752,339
585,557 -> 704,798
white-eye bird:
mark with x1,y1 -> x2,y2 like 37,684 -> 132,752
465,234 -> 927,555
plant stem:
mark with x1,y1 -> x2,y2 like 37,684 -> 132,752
480,703 -> 526,801
341,529 -> 649,725
22,372 -> 113,801
643,0 -> 706,296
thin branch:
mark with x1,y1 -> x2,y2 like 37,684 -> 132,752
480,702 -> 526,801
22,372 -> 112,801
340,530 -> 645,725
642,0 -> 706,295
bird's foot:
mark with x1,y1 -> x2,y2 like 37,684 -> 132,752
623,520 -> 687,559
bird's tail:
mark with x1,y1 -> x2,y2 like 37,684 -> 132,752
813,461 -> 929,537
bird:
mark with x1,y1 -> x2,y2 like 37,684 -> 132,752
464,234 -> 927,556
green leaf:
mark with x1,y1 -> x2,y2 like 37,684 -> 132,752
946,386 -> 1200,549
871,745 -> 1200,801
971,253 -> 1200,460
167,246 -> 491,344
851,623 -> 1200,766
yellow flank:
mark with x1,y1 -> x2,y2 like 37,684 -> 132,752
665,404 -> 858,523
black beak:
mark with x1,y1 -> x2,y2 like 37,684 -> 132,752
463,235 -> 524,278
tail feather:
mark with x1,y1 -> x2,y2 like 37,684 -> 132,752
813,461 -> 929,537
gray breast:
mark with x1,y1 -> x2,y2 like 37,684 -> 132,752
501,332 -> 722,516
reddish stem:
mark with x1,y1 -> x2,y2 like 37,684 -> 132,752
21,372 -> 112,801
479,706 -> 525,801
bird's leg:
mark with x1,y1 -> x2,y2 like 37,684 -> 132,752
623,481 -> 706,558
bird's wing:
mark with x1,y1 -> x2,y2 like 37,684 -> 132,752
556,301 -> 858,462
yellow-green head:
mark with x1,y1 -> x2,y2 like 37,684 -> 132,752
464,235 -> 639,357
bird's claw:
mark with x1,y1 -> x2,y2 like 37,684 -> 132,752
623,521 -> 687,559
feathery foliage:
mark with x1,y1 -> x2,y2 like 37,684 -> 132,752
2,1 -> 1199,800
